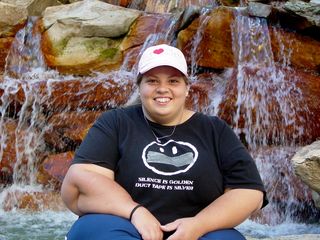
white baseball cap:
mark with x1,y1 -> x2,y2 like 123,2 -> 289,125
138,44 -> 188,77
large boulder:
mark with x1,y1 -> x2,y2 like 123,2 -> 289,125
292,141 -> 320,208
178,7 -> 236,69
41,0 -> 141,74
0,0 -> 61,37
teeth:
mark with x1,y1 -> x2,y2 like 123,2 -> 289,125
156,97 -> 170,103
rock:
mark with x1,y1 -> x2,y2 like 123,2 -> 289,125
312,190 -> 320,209
44,110 -> 102,149
269,27 -> 320,72
0,0 -> 61,37
41,0 -> 141,74
120,14 -> 172,51
1,0 -> 61,16
0,2 -> 27,37
217,67 -> 320,144
0,37 -> 14,73
2,189 -> 66,211
0,119 -> 29,185
14,76 -> 134,111
37,151 -> 74,188
284,0 -> 320,28
270,0 -> 320,39
292,141 -> 320,194
248,2 -> 272,18
178,7 -> 236,69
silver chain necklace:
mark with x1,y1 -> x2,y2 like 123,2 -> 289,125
143,114 -> 177,143
143,110 -> 184,143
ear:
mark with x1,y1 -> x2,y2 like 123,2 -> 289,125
186,86 -> 190,96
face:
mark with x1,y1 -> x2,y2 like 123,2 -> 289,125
139,66 -> 189,125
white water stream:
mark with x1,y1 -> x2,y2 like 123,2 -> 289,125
0,4 -> 319,240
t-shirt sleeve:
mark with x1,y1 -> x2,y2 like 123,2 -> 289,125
72,110 -> 119,170
213,117 -> 268,208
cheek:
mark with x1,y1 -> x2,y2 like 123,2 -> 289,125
175,88 -> 188,98
139,86 -> 153,99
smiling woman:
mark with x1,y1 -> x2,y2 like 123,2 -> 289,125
61,44 -> 268,240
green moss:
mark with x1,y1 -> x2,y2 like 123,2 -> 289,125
53,37 -> 69,56
83,38 -> 107,52
99,48 -> 118,60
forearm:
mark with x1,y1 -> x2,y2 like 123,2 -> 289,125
61,164 -> 138,218
193,189 -> 263,236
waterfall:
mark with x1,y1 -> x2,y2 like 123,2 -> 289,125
230,12 -> 317,224
0,2 -> 319,239
231,13 -> 307,148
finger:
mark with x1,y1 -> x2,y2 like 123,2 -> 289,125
161,221 -> 179,232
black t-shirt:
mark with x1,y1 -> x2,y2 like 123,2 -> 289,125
73,104 -> 267,224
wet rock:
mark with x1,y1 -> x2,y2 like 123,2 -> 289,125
41,0 -> 141,74
120,15 -> 171,51
2,190 -> 66,211
178,7 -> 236,69
37,151 -> 74,188
187,76 -> 214,112
248,2 -> 272,18
45,111 -> 102,149
0,0 -> 61,38
219,67 -> 320,144
270,0 -> 320,39
292,141 -> 320,195
144,0 -> 214,13
14,77 -> 134,112
269,26 -> 320,73
0,119 -> 24,184
0,37 -> 14,73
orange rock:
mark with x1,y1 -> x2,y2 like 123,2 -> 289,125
178,7 -> 235,69
37,151 -> 74,188
3,190 -> 66,211
121,14 -> 171,51
0,120 -> 22,184
269,27 -> 320,72
186,74 -> 215,112
0,37 -> 14,73
44,111 -> 102,149
218,67 -> 320,145
14,77 -> 134,112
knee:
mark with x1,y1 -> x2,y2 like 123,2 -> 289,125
66,214 -> 140,240
200,228 -> 246,240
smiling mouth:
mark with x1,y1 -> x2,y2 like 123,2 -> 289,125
154,97 -> 171,104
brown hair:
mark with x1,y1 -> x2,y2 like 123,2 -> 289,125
136,73 -> 189,85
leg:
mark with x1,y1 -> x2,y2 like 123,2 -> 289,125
200,228 -> 246,240
66,214 -> 142,240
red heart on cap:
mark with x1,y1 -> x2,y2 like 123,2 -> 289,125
153,48 -> 164,54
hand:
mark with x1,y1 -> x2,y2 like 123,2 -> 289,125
131,206 -> 163,240
161,217 -> 202,240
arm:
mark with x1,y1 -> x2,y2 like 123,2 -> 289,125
61,163 -> 137,217
162,188 -> 263,240
61,163 -> 163,240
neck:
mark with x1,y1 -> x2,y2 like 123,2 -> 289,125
142,106 -> 187,126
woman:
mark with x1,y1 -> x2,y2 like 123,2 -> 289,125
61,44 -> 268,240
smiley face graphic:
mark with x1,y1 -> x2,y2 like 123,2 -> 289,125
142,140 -> 198,176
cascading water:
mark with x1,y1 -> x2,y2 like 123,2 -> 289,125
228,11 -> 319,232
231,13 -> 308,148
0,3 -> 319,240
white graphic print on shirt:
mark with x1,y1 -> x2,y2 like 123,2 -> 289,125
141,139 -> 198,176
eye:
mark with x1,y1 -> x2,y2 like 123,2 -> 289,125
168,78 -> 180,84
145,78 -> 158,84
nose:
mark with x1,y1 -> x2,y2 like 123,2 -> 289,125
156,81 -> 169,93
